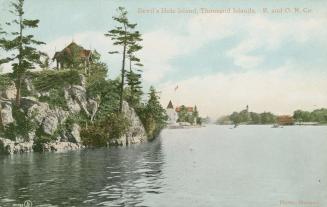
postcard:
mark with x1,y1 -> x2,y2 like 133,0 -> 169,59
0,0 -> 326,206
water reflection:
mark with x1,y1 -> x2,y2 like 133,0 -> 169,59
0,137 -> 164,207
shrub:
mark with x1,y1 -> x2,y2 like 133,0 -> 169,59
80,112 -> 130,147
1,106 -> 37,141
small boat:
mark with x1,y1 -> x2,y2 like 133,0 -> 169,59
272,124 -> 280,128
230,124 -> 238,129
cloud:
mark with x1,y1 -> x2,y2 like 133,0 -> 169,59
226,16 -> 327,69
139,14 -> 237,83
141,13 -> 327,82
158,63 -> 327,119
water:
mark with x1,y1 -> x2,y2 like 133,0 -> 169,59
1,125 -> 327,207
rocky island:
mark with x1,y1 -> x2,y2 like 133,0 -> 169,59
0,4 -> 167,155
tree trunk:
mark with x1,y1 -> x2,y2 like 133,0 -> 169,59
0,103 -> 3,130
15,77 -> 21,106
16,10 -> 23,107
119,42 -> 126,113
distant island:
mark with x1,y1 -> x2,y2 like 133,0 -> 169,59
216,105 -> 327,126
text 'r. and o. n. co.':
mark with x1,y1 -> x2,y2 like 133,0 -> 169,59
137,7 -> 313,15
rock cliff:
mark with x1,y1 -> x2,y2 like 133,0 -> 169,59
0,74 -> 147,155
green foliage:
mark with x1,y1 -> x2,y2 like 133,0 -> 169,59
1,106 -> 37,141
0,0 -> 45,105
38,88 -> 67,109
31,70 -> 80,92
0,24 -> 10,65
81,112 -> 130,146
260,112 -> 276,124
226,110 -> 276,125
138,86 -> 167,139
80,125 -> 108,147
33,132 -> 53,152
176,105 -> 200,125
31,70 -> 81,109
105,6 -> 142,112
86,50 -> 108,86
293,109 -> 327,123
87,79 -> 121,120
177,105 -> 192,124
0,74 -> 11,91
125,70 -> 143,108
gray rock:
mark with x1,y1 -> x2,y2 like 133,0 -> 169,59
0,138 -> 33,155
24,78 -> 38,96
0,138 -> 15,154
70,123 -> 81,143
28,131 -> 36,142
0,101 -> 14,126
42,141 -> 84,152
53,107 -> 69,124
20,96 -> 41,111
22,97 -> 69,136
70,85 -> 90,116
25,100 -> 49,124
64,86 -> 81,113
88,98 -> 98,122
110,101 -> 147,146
79,74 -> 86,88
42,112 -> 58,135
1,82 -> 16,100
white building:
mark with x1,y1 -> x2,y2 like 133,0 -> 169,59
166,100 -> 178,125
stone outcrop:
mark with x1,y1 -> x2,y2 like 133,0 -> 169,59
42,141 -> 84,152
0,138 -> 33,155
70,123 -> 81,143
1,82 -> 16,100
109,101 -> 147,146
20,97 -> 69,136
0,74 -> 148,155
0,100 -> 14,126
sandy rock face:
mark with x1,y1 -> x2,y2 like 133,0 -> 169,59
0,100 -> 14,126
70,123 -> 81,143
1,82 -> 16,100
109,101 -> 147,146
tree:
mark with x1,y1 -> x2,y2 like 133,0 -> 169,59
126,70 -> 143,107
105,7 -> 141,112
139,86 -> 167,138
126,36 -> 143,108
0,0 -> 45,106
0,25 -> 10,66
177,105 -> 188,122
87,50 -> 108,86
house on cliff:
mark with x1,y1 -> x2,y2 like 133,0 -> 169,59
52,42 -> 92,71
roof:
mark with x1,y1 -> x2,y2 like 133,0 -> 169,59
53,42 -> 92,59
167,100 -> 174,109
277,115 -> 294,124
175,106 -> 194,113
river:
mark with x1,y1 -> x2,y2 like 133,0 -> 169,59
0,125 -> 327,207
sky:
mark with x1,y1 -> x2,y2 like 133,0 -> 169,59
0,0 -> 327,119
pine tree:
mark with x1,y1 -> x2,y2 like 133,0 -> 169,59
0,0 -> 45,106
126,38 -> 143,108
0,25 -> 10,66
140,87 -> 167,137
105,7 -> 142,112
